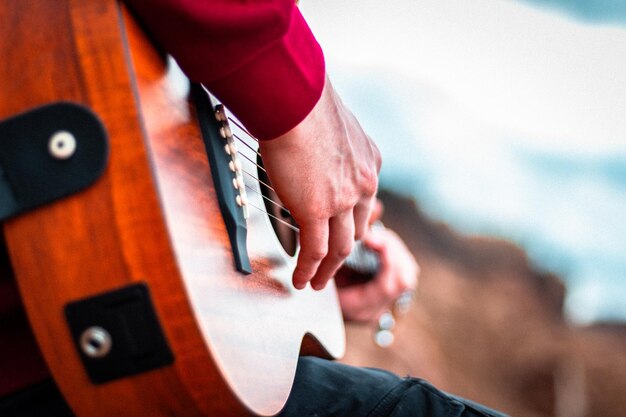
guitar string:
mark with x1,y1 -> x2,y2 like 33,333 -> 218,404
231,142 -> 299,228
241,168 -> 276,194
231,133 -> 298,220
208,94 -> 299,230
230,128 -> 282,202
233,132 -> 262,159
225,111 -> 410,353
213,92 -> 295,220
202,81 -> 255,142
237,161 -> 296,217
244,183 -> 293,217
240,163 -> 399,352
236,147 -> 267,175
230,131 -> 269,180
228,117 -> 257,142
222,112 -> 297,223
246,200 -> 301,233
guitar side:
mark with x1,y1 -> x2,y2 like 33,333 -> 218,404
0,1 -> 344,416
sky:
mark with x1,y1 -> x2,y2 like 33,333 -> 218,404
300,0 -> 626,324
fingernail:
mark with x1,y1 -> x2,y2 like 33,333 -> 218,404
312,281 -> 326,291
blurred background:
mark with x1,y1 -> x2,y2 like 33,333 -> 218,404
299,1 -> 626,415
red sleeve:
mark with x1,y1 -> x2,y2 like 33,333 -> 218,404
125,0 -> 325,140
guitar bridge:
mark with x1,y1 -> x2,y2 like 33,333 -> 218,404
214,105 -> 249,220
192,84 -> 252,274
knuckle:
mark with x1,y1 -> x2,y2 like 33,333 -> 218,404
309,247 -> 328,262
316,197 -> 349,219
294,268 -> 312,282
399,279 -> 412,292
374,147 -> 382,171
367,138 -> 382,171
359,170 -> 378,197
386,289 -> 399,301
384,282 -> 400,299
335,242 -> 353,259
331,196 -> 355,215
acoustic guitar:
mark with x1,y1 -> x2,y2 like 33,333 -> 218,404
0,1 -> 344,416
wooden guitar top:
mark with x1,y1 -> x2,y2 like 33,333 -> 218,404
0,1 -> 344,415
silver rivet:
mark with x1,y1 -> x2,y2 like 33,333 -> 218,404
378,311 -> 396,331
80,326 -> 112,359
48,131 -> 77,160
228,161 -> 235,172
236,195 -> 243,206
394,291 -> 415,315
374,330 -> 394,348
224,143 -> 231,155
232,178 -> 239,189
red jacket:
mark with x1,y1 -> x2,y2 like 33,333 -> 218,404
127,0 -> 325,140
0,0 -> 325,398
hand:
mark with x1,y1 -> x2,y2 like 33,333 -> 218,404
338,226 -> 419,323
259,76 -> 381,291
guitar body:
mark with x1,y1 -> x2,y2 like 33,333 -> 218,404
0,1 -> 344,415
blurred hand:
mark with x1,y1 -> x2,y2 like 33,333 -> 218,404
259,76 -> 381,291
338,224 -> 419,324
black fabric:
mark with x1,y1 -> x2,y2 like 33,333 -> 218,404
279,357 -> 509,417
278,356 -> 403,416
0,380 -> 73,417
0,102 -> 109,220
0,358 -> 509,417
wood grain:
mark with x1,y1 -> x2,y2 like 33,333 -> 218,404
124,5 -> 345,414
1,1 -> 344,415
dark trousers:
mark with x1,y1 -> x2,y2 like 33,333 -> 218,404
0,357 -> 508,417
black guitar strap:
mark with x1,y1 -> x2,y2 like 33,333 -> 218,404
0,102 -> 109,221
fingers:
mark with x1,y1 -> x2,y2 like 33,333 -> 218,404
362,226 -> 387,252
376,230 -> 419,292
293,219 -> 329,290
337,267 -> 395,322
353,197 -> 373,240
368,199 -> 384,225
259,77 -> 380,292
338,284 -> 387,322
309,210 -> 355,290
338,228 -> 420,323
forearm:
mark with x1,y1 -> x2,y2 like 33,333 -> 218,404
124,0 -> 325,139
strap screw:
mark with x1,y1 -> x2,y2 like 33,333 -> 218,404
48,130 -> 77,160
80,326 -> 112,359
